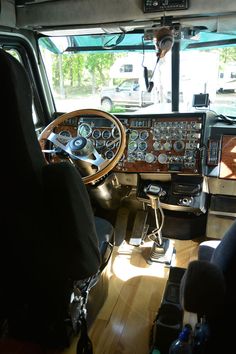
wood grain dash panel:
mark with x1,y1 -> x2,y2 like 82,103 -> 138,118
220,135 -> 236,179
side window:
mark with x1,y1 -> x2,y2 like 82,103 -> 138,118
119,80 -> 133,91
5,48 -> 39,127
119,64 -> 133,73
231,72 -> 236,79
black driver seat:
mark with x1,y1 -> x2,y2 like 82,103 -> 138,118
0,48 -> 114,348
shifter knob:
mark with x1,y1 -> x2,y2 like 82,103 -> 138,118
144,184 -> 164,197
144,184 -> 164,209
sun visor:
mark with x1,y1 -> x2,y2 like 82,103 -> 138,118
0,0 -> 16,28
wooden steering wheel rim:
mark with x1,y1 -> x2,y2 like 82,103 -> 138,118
39,108 -> 126,184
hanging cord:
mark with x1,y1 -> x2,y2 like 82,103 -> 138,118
75,239 -> 113,354
215,113 -> 236,125
142,35 -> 160,92
147,204 -> 164,245
73,275 -> 98,354
102,28 -> 126,49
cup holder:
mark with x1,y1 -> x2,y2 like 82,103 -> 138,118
150,267 -> 185,354
157,303 -> 182,327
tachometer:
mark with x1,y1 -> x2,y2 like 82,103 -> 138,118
78,123 -> 92,138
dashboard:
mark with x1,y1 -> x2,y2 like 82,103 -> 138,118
54,112 -> 206,176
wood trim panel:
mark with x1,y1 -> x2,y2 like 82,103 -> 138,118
219,135 -> 236,179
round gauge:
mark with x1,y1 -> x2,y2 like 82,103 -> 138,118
112,126 -> 120,138
145,153 -> 155,163
139,130 -> 149,140
59,130 -> 71,138
153,141 -> 162,151
105,150 -> 114,160
128,141 -> 138,153
158,153 -> 168,164
138,141 -> 147,152
78,123 -> 92,138
106,140 -> 115,149
173,140 -> 185,152
163,141 -> 172,151
130,130 -> 139,141
102,130 -> 111,139
92,129 -> 101,139
95,140 -> 105,149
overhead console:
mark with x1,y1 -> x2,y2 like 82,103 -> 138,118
114,113 -> 207,175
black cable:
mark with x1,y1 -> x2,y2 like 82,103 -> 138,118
216,114 -> 236,125
102,28 -> 126,49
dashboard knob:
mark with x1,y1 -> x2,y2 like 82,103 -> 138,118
145,153 -> 156,163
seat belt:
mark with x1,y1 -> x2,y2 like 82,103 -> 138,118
75,285 -> 94,354
76,316 -> 93,354
75,242 -> 114,354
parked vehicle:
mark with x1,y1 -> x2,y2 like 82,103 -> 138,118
217,64 -> 236,93
101,78 -> 154,111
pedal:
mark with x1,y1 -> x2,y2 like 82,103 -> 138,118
114,207 -> 129,246
129,210 -> 148,246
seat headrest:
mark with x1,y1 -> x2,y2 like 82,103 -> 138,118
0,49 -> 45,190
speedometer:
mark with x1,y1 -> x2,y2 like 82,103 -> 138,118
78,123 -> 92,138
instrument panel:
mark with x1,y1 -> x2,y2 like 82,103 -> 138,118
54,113 -> 204,175
116,116 -> 203,174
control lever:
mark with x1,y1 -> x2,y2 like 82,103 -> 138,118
144,184 -> 174,265
144,184 -> 165,247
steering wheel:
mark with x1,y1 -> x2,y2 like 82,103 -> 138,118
39,109 -> 126,184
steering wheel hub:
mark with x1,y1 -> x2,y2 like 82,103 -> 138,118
70,137 -> 87,151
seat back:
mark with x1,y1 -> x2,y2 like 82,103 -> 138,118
0,48 -> 101,346
180,220 -> 236,353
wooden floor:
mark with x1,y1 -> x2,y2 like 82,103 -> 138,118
0,238 -> 199,354
63,238 -> 199,354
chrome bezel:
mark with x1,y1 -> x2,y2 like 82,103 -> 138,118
78,123 -> 92,138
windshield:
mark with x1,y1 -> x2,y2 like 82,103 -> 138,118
39,31 -> 236,116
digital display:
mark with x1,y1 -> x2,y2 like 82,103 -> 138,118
143,0 -> 189,13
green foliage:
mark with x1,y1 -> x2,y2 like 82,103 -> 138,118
51,51 -> 125,96
219,47 -> 236,64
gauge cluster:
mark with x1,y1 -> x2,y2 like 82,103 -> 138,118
53,113 -> 205,174
54,116 -> 119,161
114,114 -> 204,174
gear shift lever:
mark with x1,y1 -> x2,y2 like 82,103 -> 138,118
145,185 -> 165,247
145,184 -> 174,265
